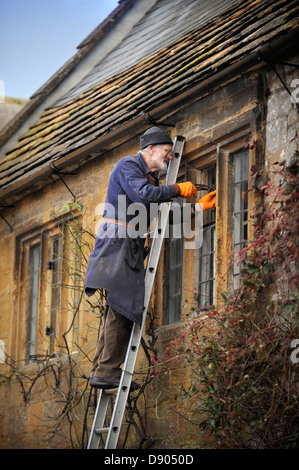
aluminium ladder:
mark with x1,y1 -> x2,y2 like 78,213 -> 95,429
87,135 -> 185,449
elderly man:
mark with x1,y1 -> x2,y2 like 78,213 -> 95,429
85,127 -> 216,389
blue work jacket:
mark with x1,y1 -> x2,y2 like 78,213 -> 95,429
85,152 -> 176,325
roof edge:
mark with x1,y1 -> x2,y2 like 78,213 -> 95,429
77,0 -> 136,49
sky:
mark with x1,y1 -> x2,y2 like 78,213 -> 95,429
0,0 -> 119,100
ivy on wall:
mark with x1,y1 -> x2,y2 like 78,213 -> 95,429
164,157 -> 299,449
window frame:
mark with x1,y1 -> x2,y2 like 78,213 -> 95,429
48,235 -> 63,354
12,214 -> 82,364
215,132 -> 257,299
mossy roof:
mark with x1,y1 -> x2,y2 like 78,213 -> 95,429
0,0 -> 298,196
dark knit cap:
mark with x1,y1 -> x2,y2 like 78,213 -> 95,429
140,126 -> 173,149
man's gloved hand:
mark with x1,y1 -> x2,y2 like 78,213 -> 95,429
177,182 -> 197,198
198,190 -> 216,211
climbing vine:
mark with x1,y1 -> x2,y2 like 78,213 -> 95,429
164,158 -> 299,448
0,204 -> 154,449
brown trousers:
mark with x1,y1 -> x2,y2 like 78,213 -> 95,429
90,305 -> 133,379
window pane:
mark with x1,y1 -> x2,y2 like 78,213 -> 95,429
52,260 -> 60,286
169,265 -> 181,297
168,294 -> 181,324
166,197 -> 183,324
198,167 -> 216,308
72,234 -> 82,349
50,236 -> 62,352
28,245 -> 40,358
234,180 -> 248,214
53,238 -> 61,258
233,150 -> 249,288
51,284 -> 60,309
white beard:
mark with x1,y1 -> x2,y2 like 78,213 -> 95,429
150,154 -> 168,172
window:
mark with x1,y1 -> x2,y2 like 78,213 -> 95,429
164,197 -> 184,324
156,77 -> 260,351
168,213 -> 184,323
162,142 -> 251,319
232,150 -> 249,289
71,232 -> 82,349
49,236 -> 62,354
198,167 -> 216,308
27,244 -> 40,359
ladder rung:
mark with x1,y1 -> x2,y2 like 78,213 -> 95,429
95,427 -> 109,435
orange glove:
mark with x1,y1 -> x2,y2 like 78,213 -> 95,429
177,182 -> 197,198
198,190 -> 216,211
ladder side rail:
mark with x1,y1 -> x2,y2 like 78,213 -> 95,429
87,389 -> 110,449
104,136 -> 185,449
